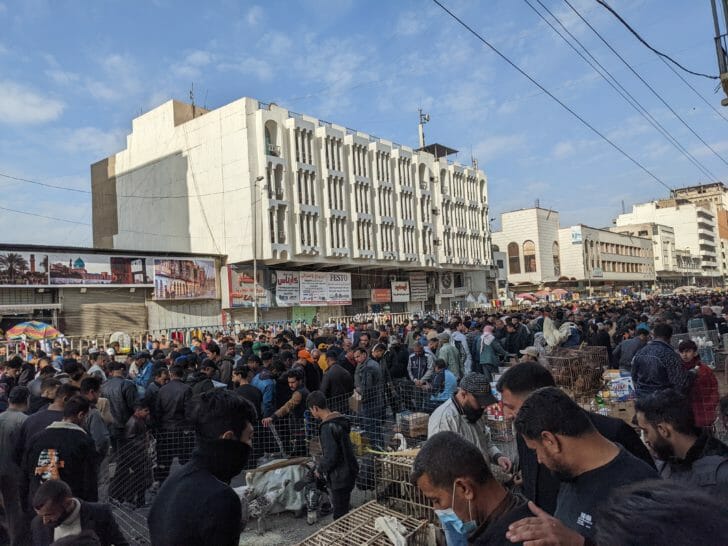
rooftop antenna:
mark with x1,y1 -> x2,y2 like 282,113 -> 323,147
189,82 -> 195,118
621,200 -> 626,214
418,108 -> 430,148
203,89 -> 209,110
535,198 -> 540,208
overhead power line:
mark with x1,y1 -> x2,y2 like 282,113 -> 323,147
523,0 -> 720,182
563,0 -> 728,169
431,0 -> 673,192
596,0 -> 719,80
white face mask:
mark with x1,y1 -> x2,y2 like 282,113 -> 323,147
434,482 -> 477,537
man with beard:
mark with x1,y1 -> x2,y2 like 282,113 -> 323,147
507,387 -> 657,545
636,389 -> 728,498
148,389 -> 256,546
30,480 -> 127,546
496,363 -> 653,515
428,373 -> 511,471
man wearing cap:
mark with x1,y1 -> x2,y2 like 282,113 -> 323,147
436,332 -> 462,379
428,373 -> 511,472
518,347 -> 540,363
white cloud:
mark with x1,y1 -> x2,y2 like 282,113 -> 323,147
86,53 -> 141,102
0,80 -> 65,124
46,68 -> 79,85
172,49 -> 214,79
58,126 -> 126,158
473,135 -> 525,162
246,5 -> 263,26
691,139 -> 728,159
395,11 -> 427,36
553,141 -> 575,159
219,57 -> 272,81
0,3 -> 6,14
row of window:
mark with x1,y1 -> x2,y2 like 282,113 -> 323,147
296,170 -> 317,206
300,212 -> 319,247
507,241 -> 559,276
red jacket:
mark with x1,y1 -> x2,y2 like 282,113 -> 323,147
682,357 -> 719,428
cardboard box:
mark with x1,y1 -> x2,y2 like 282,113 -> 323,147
401,412 -> 429,438
606,400 -> 636,426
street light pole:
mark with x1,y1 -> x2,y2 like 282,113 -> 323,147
253,175 -> 265,325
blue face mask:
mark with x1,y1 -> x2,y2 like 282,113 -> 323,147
435,482 -> 477,539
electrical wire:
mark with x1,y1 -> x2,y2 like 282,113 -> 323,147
524,0 -> 720,182
563,0 -> 728,169
596,0 -> 719,80
431,0 -> 673,192
658,55 -> 728,124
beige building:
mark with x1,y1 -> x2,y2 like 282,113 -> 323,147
610,223 -> 701,287
91,98 -> 495,317
615,198 -> 720,283
492,208 -> 655,293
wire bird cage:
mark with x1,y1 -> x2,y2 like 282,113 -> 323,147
544,346 -> 608,402
375,455 -> 434,522
297,501 -> 430,546
670,330 -> 721,367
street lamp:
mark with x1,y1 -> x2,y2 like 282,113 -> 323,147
253,175 -> 265,324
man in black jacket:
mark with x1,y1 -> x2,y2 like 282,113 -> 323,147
31,479 -> 127,546
100,362 -> 138,452
23,396 -> 99,508
307,391 -> 358,519
319,350 -> 354,415
155,365 -> 194,483
148,389 -> 256,546
496,363 -> 653,514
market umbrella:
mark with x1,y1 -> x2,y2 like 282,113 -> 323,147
516,293 -> 536,301
5,321 -> 61,340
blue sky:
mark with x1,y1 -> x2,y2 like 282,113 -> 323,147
1,0 -> 726,246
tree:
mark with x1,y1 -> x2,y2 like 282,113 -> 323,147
0,253 -> 29,281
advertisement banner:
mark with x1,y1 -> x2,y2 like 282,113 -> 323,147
571,226 -> 583,244
391,281 -> 410,302
273,270 -> 300,307
371,288 -> 392,303
326,272 -> 352,305
439,272 -> 453,296
299,272 -> 329,306
409,272 -> 428,301
153,259 -> 217,300
226,266 -> 270,308
0,252 -> 49,286
49,254 -> 154,286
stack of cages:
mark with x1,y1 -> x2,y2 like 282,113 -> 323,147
671,329 -> 721,368
545,346 -> 607,404
298,500 -> 430,546
374,455 -> 434,522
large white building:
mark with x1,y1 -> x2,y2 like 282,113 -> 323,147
614,198 -> 721,283
610,223 -> 702,287
91,98 -> 495,319
492,208 -> 655,293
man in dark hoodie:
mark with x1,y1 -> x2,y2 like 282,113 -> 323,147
148,389 -> 256,546
307,391 -> 358,519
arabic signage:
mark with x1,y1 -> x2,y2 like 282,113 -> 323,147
571,226 -> 583,245
273,270 -> 300,307
409,272 -> 428,301
391,281 -> 410,302
299,271 -> 352,306
226,266 -> 271,308
371,288 -> 392,303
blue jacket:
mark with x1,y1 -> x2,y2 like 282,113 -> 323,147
134,360 -> 154,396
251,369 -> 276,418
431,370 -> 457,402
631,339 -> 693,396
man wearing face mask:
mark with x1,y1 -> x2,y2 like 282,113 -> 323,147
507,388 -> 657,545
428,373 -> 511,472
412,431 -> 531,546
30,479 -> 128,546
147,389 -> 257,546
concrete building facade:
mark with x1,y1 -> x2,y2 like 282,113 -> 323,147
615,198 -> 720,283
610,223 -> 701,287
91,98 -> 494,318
492,208 -> 655,293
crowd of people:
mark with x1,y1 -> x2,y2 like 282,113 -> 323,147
0,294 -> 727,545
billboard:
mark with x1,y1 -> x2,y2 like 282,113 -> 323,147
0,252 -> 49,286
153,259 -> 217,300
391,281 -> 410,302
299,271 -> 352,306
273,270 -> 300,307
226,266 -> 270,308
371,288 -> 392,303
409,272 -> 428,301
48,254 -> 153,286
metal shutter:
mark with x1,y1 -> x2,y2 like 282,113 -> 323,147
60,288 -> 148,336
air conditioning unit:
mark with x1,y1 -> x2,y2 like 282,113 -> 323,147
432,207 -> 440,215
433,238 -> 441,246
420,182 -> 428,190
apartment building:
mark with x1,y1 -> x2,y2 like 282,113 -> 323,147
492,208 -> 654,293
615,198 -> 721,283
610,223 -> 701,287
91,98 -> 494,318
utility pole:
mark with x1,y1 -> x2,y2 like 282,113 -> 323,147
711,0 -> 728,105
252,175 -> 265,324
418,109 -> 430,148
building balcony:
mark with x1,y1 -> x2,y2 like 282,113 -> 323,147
266,143 -> 281,157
